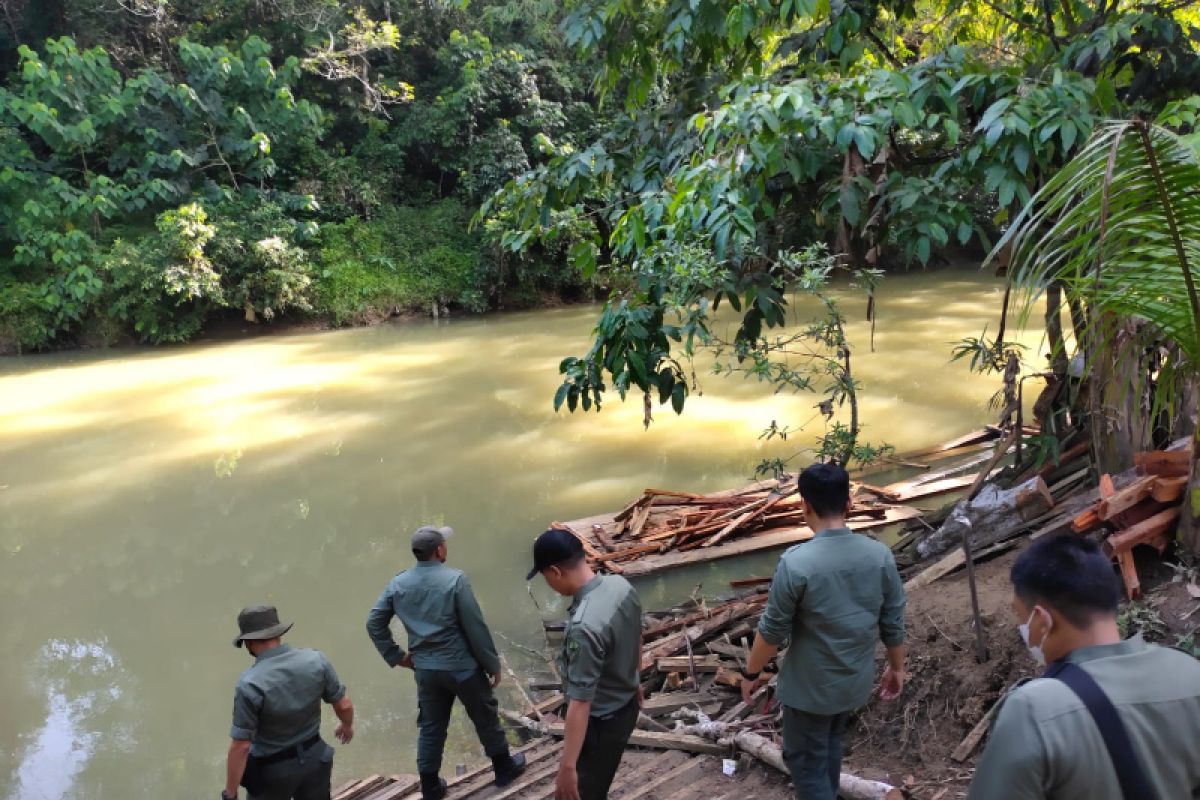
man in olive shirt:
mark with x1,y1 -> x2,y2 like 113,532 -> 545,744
742,463 -> 907,800
223,605 -> 355,800
366,524 -> 525,800
969,534 -> 1200,799
527,528 -> 643,800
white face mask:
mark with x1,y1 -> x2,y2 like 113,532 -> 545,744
1018,606 -> 1051,667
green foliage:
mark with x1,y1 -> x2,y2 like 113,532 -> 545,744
314,201 -> 488,325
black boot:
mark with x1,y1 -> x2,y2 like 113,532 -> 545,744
492,751 -> 527,787
419,772 -> 447,800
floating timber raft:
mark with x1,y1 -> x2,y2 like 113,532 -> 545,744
553,427 -> 1013,578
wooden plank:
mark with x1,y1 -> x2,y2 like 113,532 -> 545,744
641,692 -> 715,716
442,739 -> 559,795
904,540 -> 1017,592
617,507 -> 923,578
887,475 -> 976,503
704,641 -> 748,660
501,714 -> 728,755
951,712 -> 994,762
1107,506 -> 1181,553
357,778 -> 419,800
1097,475 -> 1157,520
619,755 -> 708,800
656,655 -> 722,673
703,493 -> 787,547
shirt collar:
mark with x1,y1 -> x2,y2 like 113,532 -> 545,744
813,526 -> 853,540
416,560 -> 440,569
570,574 -> 604,612
1065,633 -> 1147,664
255,643 -> 293,663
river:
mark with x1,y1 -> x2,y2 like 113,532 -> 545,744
0,269 -> 1041,799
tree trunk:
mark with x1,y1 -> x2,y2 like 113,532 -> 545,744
1046,281 -> 1069,378
1088,314 -> 1152,474
1177,378 -> 1200,555
916,475 -> 1054,560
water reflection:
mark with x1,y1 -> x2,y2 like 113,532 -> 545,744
8,640 -> 123,800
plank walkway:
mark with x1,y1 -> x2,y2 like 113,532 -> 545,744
332,738 -> 793,800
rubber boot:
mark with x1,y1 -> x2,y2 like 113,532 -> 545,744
491,751 -> 527,787
419,772 -> 447,800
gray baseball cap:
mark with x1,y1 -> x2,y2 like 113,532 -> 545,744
412,524 -> 454,558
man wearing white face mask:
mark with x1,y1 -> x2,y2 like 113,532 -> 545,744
969,534 -> 1200,800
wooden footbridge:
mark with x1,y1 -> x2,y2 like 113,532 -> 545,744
332,737 -> 794,800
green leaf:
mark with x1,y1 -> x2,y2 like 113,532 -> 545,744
671,382 -> 686,414
553,383 -> 570,411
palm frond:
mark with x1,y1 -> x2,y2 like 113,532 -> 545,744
996,120 -> 1200,367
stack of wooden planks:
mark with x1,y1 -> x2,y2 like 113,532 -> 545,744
1071,448 -> 1192,599
503,592 -> 902,800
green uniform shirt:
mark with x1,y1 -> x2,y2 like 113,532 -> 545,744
757,527 -> 906,715
366,560 -> 501,675
559,574 -> 643,717
230,644 -> 346,757
969,635 -> 1200,800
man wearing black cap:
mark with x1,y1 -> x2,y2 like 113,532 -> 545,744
367,524 -> 525,800
528,528 -> 643,800
223,604 -> 355,800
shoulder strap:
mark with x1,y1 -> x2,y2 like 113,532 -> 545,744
1043,661 -> 1158,800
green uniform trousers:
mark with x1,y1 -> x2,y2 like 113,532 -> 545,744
780,706 -> 850,800
414,667 -> 509,775
577,698 -> 638,800
247,740 -> 334,800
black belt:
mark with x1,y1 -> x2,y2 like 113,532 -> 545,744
258,734 -> 321,765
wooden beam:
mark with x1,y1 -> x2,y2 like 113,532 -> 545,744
640,692 -> 715,716
1152,475 -> 1189,503
951,711 -> 994,763
1107,507 -> 1181,553
1136,449 -> 1192,478
1097,476 -> 1157,521
1117,550 -> 1141,601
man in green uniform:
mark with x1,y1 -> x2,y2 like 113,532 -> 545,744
969,534 -> 1200,799
222,605 -> 355,800
741,462 -> 907,800
527,528 -> 643,800
366,524 -> 525,800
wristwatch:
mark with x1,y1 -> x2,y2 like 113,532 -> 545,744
740,668 -> 761,682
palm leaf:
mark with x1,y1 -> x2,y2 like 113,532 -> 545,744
996,120 -> 1200,369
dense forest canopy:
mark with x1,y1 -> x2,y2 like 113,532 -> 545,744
0,0 -> 1198,371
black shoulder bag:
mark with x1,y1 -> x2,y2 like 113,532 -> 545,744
1043,661 -> 1159,800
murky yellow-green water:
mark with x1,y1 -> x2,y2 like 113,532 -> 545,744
0,269 -> 1042,799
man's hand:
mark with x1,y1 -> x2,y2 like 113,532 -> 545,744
335,722 -> 354,744
490,671 -> 502,688
740,674 -> 766,705
554,764 -> 581,800
879,665 -> 905,701
221,791 -> 237,800
398,652 -> 414,670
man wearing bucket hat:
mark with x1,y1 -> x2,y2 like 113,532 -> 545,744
527,528 -> 643,800
367,524 -> 525,800
223,605 -> 355,800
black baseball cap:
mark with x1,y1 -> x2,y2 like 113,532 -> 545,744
526,528 -> 585,580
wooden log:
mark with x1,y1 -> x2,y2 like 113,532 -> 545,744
713,667 -> 743,688
1098,476 -> 1157,521
1036,441 -> 1091,480
704,640 -> 749,661
1152,475 -> 1189,503
1107,507 -> 1181,554
728,576 -> 772,589
731,731 -> 902,799
916,474 -> 1054,560
499,710 -> 727,754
